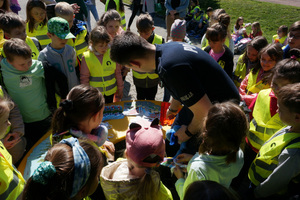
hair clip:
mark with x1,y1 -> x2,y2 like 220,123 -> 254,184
59,99 -> 73,111
32,161 -> 56,185
291,55 -> 297,60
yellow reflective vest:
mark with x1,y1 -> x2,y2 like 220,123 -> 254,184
0,141 -> 25,200
66,28 -> 88,62
83,50 -> 117,96
0,29 -> 5,50
133,34 -> 162,80
246,69 -> 270,94
105,0 -> 126,30
26,22 -> 51,49
233,53 -> 246,87
249,127 -> 300,187
26,36 -> 40,60
248,89 -> 285,150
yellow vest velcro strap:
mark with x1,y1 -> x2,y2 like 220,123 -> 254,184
96,82 -> 117,92
90,73 -> 115,82
76,42 -> 88,51
0,171 -> 19,199
248,130 -> 265,147
252,119 -> 279,135
250,164 -> 266,184
255,159 -> 277,171
36,35 -> 50,40
121,16 -> 125,20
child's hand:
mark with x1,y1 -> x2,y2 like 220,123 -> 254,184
176,153 -> 193,164
71,3 -> 80,13
2,133 -> 21,149
173,165 -> 184,179
102,141 -> 115,161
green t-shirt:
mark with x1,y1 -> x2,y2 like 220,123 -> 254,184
1,59 -> 51,123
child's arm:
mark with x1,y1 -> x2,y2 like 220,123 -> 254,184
2,88 -> 24,137
79,56 -> 90,85
254,148 -> 300,198
175,166 -> 205,200
115,63 -> 124,100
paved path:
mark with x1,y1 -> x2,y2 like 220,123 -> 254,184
257,0 -> 300,7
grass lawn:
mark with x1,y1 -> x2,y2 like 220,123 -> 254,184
124,0 -> 300,42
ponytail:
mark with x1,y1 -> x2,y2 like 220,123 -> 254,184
136,169 -> 160,200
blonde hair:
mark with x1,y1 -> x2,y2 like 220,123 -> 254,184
55,2 -> 74,17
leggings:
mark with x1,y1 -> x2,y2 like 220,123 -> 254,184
128,0 -> 143,29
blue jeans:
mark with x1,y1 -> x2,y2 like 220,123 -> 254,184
86,4 -> 99,32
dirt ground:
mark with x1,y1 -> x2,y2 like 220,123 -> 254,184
257,0 -> 300,7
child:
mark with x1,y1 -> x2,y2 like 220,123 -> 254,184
248,22 -> 262,39
186,8 -> 202,35
197,7 -> 214,40
133,13 -> 164,100
98,10 -> 128,84
38,17 -> 79,92
169,19 -> 191,44
173,102 -> 248,200
231,55 -> 300,193
232,17 -> 250,44
272,25 -> 288,47
201,10 -> 234,54
51,84 -> 114,156
185,0 -> 200,22
0,97 -> 26,199
164,19 -> 190,102
80,26 -> 123,103
22,137 -> 104,199
233,36 -> 268,87
0,12 -> 40,60
239,43 -> 283,106
283,21 -> 300,59
105,0 -> 126,30
98,9 -> 124,39
204,22 -> 234,78
100,118 -> 173,200
55,2 -> 88,63
0,38 -> 54,150
26,0 -> 51,49
183,180 -> 239,200
248,83 -> 300,199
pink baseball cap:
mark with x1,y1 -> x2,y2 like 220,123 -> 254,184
126,118 -> 165,168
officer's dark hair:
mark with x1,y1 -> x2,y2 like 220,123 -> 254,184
110,31 -> 153,65
198,102 -> 248,164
